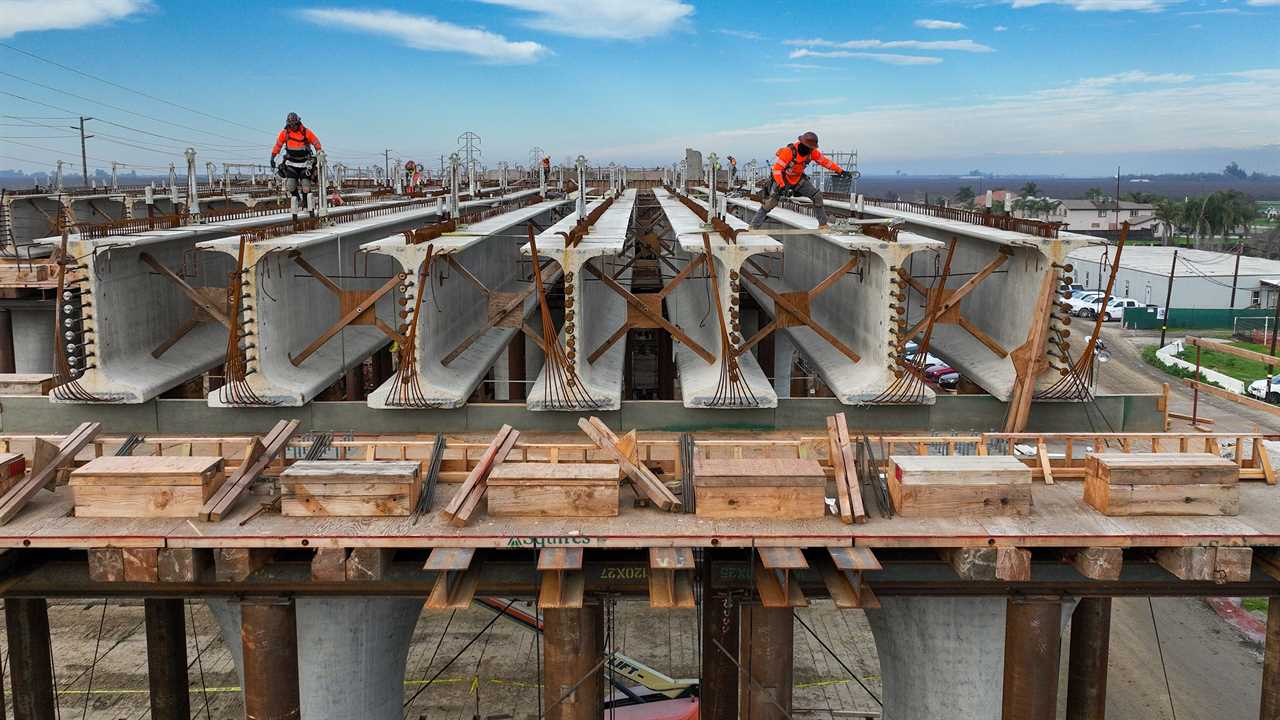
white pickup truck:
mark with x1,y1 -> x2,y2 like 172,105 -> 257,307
1247,375 -> 1280,403
1084,297 -> 1142,321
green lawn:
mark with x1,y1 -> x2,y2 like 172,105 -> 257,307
1174,340 -> 1280,383
1141,345 -> 1225,389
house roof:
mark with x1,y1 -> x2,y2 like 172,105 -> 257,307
1068,245 -> 1280,278
1058,199 -> 1155,211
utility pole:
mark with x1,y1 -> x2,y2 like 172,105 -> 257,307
1159,248 -> 1178,348
383,149 -> 392,188
1230,242 -> 1243,309
1271,282 -> 1280,357
72,116 -> 94,188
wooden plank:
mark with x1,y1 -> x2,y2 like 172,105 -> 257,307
121,548 -> 160,583
1156,547 -> 1215,581
0,421 -> 100,524
202,420 -> 299,521
73,482 -> 223,519
282,494 -> 414,517
310,548 -> 349,581
347,548 -> 394,581
1183,379 -> 1280,417
1086,453 -> 1238,486
487,483 -> 619,518
691,458 -> 826,487
158,548 -> 210,583
833,414 -> 866,522
214,548 -> 274,582
579,417 -> 680,511
826,417 -> 854,524
1261,440 -> 1277,486
87,547 -> 124,583
1070,547 -> 1123,581
1188,337 -> 1280,369
1085,481 -> 1239,517
488,463 -> 619,483
945,547 -> 1031,581
694,485 -> 826,519
69,456 -> 223,485
1037,440 -> 1054,485
441,425 -> 517,526
1215,547 -> 1253,583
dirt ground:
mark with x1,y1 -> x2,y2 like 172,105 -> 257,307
0,593 -> 1265,719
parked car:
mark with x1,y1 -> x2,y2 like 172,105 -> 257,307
1247,375 -> 1280,403
1064,291 -> 1105,317
1084,297 -> 1141,321
937,370 -> 961,390
924,364 -> 956,382
902,341 -> 946,369
1059,283 -> 1084,296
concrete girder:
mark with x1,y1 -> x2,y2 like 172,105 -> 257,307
363,197 -> 573,408
724,196 -> 943,405
523,190 -> 636,411
199,204 -> 458,407
747,193 -> 1092,401
652,188 -> 779,408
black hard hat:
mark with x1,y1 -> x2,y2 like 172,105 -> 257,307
286,112 -> 301,126
798,131 -> 819,148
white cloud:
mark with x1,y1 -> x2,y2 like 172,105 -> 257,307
0,0 -> 148,38
1078,70 -> 1195,86
775,97 -> 849,107
1246,0 -> 1280,4
786,38 -> 995,52
1231,68 -> 1280,80
586,71 -> 1278,165
298,8 -> 547,64
1008,0 -> 1177,10
473,0 -> 693,40
780,62 -> 826,70
716,28 -> 762,40
789,49 -> 943,65
915,18 -> 967,29
994,24 -> 1010,30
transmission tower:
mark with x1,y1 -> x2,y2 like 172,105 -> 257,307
457,131 -> 482,195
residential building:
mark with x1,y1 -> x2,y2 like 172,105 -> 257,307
1067,245 -> 1280,309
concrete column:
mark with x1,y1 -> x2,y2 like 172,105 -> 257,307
701,558 -> 740,720
543,605 -> 604,720
296,598 -> 423,720
1066,597 -> 1111,720
738,604 -> 793,720
145,599 -> 190,720
493,347 -> 511,401
5,598 -> 56,720
508,333 -> 526,401
773,334 -> 795,398
1002,596 -> 1064,720
1263,597 -> 1280,719
241,598 -> 300,720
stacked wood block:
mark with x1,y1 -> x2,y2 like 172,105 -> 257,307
1084,452 -> 1238,516
0,453 -> 26,496
487,463 -> 620,517
280,461 -> 421,517
887,455 -> 1032,517
70,456 -> 225,518
693,458 -> 826,519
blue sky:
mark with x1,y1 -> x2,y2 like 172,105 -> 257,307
1,0 -> 1277,176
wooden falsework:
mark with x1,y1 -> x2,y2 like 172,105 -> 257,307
201,419 -> 299,522
826,414 -> 866,524
694,458 -> 826,519
487,463 -> 620,518
1188,336 -> 1280,370
1084,452 -> 1240,517
280,460 -> 421,518
0,421 -> 99,524
945,547 -> 1032,582
887,455 -> 1032,518
1156,546 -> 1252,584
1004,266 -> 1059,433
578,417 -> 680,511
441,424 -> 519,527
70,456 -> 226,518
1183,378 -> 1280,418
1070,548 -> 1123,581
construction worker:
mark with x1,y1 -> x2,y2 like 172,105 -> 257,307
750,131 -> 850,228
270,112 -> 322,206
727,155 -> 738,186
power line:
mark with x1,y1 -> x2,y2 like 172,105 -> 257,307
0,41 -> 268,134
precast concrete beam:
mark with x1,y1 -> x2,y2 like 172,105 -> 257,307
866,596 -> 1077,720
652,188 -> 779,408
523,190 -> 636,411
822,197 -> 1095,402
725,195 -> 943,405
363,197 -> 573,408
200,203 -> 452,407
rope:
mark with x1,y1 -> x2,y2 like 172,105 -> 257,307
402,608 -> 456,717
1148,598 -> 1179,720
402,600 -> 512,713
78,601 -> 108,720
187,601 -> 213,719
791,610 -> 881,706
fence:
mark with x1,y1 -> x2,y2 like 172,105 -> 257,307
1121,306 -> 1274,330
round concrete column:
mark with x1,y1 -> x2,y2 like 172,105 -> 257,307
866,596 -> 1077,720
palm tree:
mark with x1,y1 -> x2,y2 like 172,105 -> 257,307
1020,181 -> 1040,197
954,186 -> 976,208
1153,199 -> 1183,246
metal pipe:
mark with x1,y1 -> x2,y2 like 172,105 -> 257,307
5,598 -> 56,720
575,155 -> 587,219
1065,596 -> 1111,720
241,598 -> 301,720
145,599 -> 191,720
448,153 -> 461,219
1002,595 -> 1064,720
184,149 -> 200,220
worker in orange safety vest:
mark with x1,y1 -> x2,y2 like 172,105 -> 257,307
270,112 -> 322,206
749,131 -> 850,228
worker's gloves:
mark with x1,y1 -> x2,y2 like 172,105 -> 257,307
270,157 -> 276,170
837,170 -> 852,179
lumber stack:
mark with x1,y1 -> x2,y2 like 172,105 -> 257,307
826,414 -> 866,523
887,455 -> 1032,517
1084,452 -> 1239,516
487,463 -> 620,517
0,453 -> 26,496
441,424 -> 519,526
280,460 -> 422,517
70,456 -> 226,518
693,458 -> 826,519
